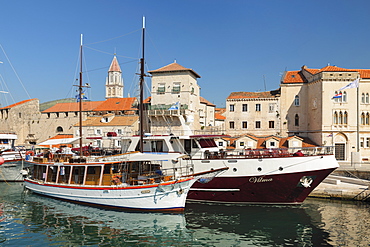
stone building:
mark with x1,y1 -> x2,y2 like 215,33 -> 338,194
75,114 -> 138,149
105,56 -> 123,99
0,98 -> 41,146
280,65 -> 370,162
39,97 -> 137,146
147,62 -> 216,136
225,90 -> 280,136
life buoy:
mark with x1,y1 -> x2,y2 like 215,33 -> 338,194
83,151 -> 90,156
112,174 -> 122,184
48,152 -> 54,160
26,151 -> 34,156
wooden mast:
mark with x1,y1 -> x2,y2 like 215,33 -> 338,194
79,34 -> 83,158
139,17 -> 145,153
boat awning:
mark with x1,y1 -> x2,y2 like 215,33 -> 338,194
37,137 -> 89,146
116,152 -> 187,162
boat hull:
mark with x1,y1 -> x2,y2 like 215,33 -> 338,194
24,178 -> 196,212
187,155 -> 339,204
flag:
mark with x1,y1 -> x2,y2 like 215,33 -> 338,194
332,93 -> 342,99
75,90 -> 88,102
168,101 -> 180,110
338,78 -> 359,91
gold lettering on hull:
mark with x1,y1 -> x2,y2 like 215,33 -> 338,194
249,177 -> 273,183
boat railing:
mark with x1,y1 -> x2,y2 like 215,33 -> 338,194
200,146 -> 334,160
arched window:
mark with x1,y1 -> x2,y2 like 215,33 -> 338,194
294,95 -> 300,106
56,126 -> 63,132
294,114 -> 299,126
366,113 -> 370,125
344,111 -> 348,124
361,113 -> 365,125
342,91 -> 347,102
362,93 -> 365,103
334,91 -> 340,103
339,111 -> 343,124
366,93 -> 369,104
333,111 -> 338,124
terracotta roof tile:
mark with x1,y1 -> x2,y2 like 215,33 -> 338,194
148,62 -> 201,78
215,112 -> 225,120
282,71 -> 306,84
200,96 -> 215,107
93,98 -> 136,112
283,65 -> 370,84
0,98 -> 38,110
42,101 -> 104,113
227,90 -> 280,100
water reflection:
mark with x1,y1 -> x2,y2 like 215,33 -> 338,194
1,183 -> 370,246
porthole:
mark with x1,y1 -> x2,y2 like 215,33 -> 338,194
257,167 -> 262,172
279,167 -> 283,171
233,168 -> 237,172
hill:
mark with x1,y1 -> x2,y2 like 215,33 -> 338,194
39,98 -> 76,112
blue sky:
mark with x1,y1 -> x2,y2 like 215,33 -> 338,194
1,0 -> 370,108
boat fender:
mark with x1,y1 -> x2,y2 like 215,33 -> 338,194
0,157 -> 4,165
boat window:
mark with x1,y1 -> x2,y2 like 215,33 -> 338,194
199,139 -> 217,148
192,140 -> 199,148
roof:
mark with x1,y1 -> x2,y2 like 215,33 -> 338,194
233,134 -> 317,148
93,98 -> 136,112
0,98 -> 38,110
282,65 -> 370,84
77,115 -> 139,127
200,96 -> 215,107
282,71 -> 307,83
38,134 -> 74,148
108,56 -> 121,72
215,112 -> 225,120
148,62 -> 201,78
42,98 -> 136,113
227,90 -> 280,100
42,101 -> 104,113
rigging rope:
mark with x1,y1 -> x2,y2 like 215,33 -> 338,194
0,44 -> 31,99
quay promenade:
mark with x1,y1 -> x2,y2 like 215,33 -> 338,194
310,163 -> 370,202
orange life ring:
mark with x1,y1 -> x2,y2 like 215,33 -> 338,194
83,151 -> 90,156
48,152 -> 54,160
112,174 -> 121,184
26,151 -> 35,156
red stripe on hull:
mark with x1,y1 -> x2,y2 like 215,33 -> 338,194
188,168 -> 336,204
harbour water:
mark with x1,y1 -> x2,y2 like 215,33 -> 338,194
1,183 -> 370,246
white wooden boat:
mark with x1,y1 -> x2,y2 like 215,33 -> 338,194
24,152 -> 226,211
24,19 -> 227,211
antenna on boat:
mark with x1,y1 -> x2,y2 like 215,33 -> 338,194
139,16 -> 145,152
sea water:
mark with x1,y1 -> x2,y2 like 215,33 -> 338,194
0,183 -> 369,246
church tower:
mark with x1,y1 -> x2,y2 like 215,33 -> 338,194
105,56 -> 123,98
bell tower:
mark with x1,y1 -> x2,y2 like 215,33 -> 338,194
105,56 -> 123,98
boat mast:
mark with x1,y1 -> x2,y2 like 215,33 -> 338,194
79,34 -> 83,158
139,17 -> 145,152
